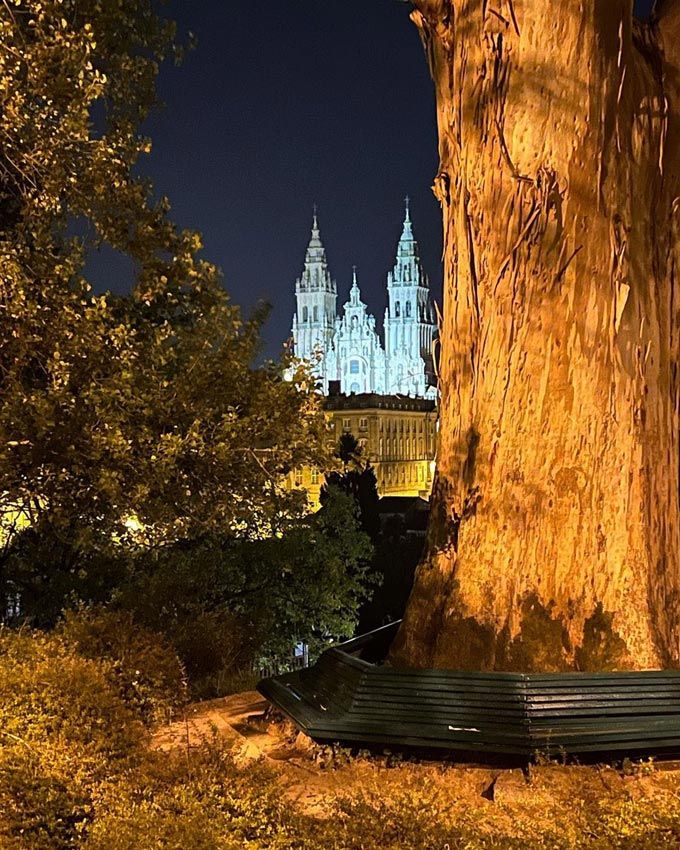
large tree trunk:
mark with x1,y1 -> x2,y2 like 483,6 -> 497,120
392,0 -> 680,671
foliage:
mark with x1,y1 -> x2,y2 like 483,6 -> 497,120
321,435 -> 381,542
57,607 -> 187,724
3,627 -> 680,850
122,484 -> 375,695
0,627 -> 146,850
0,0 -> 330,616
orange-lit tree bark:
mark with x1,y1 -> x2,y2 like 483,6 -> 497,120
392,0 -> 680,671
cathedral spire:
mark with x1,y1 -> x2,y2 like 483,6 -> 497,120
398,195 -> 415,254
350,265 -> 361,303
306,205 -> 324,259
297,208 -> 335,295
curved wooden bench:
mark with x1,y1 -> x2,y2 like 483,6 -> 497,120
258,622 -> 680,761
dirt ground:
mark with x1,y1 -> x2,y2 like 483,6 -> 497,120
152,691 -> 680,828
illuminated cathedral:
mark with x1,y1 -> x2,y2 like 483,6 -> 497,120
290,200 -> 437,399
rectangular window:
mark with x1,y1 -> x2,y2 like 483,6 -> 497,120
359,417 -> 368,430
311,469 -> 319,484
294,469 -> 302,486
343,418 -> 351,430
350,361 -> 359,374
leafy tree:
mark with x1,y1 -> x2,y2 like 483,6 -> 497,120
120,485 -> 374,693
0,0 -> 330,618
336,432 -> 365,468
321,435 -> 381,542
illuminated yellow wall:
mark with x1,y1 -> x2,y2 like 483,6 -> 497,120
288,395 -> 438,507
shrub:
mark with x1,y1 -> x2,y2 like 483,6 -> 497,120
58,607 -> 187,725
82,744 -> 315,850
0,628 -> 144,850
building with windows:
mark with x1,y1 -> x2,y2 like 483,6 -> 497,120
290,200 -> 437,399
290,392 -> 437,506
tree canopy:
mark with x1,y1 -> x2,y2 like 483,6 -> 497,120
0,0 -> 377,679
0,0 -> 329,575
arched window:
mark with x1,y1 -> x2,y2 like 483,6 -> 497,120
395,301 -> 401,317
350,382 -> 360,394
405,301 -> 411,318
313,305 -> 319,322
302,306 -> 308,322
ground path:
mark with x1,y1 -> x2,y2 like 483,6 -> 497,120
152,690 -> 680,829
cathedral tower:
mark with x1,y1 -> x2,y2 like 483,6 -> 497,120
291,210 -> 337,391
327,267 -> 386,395
384,198 -> 437,397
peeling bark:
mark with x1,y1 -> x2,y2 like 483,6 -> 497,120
392,0 -> 680,671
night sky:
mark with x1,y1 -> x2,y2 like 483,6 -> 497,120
91,0 -> 656,360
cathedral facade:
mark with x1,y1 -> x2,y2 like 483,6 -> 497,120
290,201 -> 437,399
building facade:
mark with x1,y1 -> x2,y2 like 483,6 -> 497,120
290,201 -> 437,399
290,392 -> 437,506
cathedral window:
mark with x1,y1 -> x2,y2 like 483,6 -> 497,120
313,305 -> 319,322
350,382 -> 360,394
350,360 -> 360,374
395,301 -> 401,317
302,306 -> 308,322
311,469 -> 319,485
405,301 -> 411,317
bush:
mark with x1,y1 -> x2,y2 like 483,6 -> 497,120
3,626 -> 680,850
58,607 -> 187,725
0,628 -> 145,850
82,744 -> 312,850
